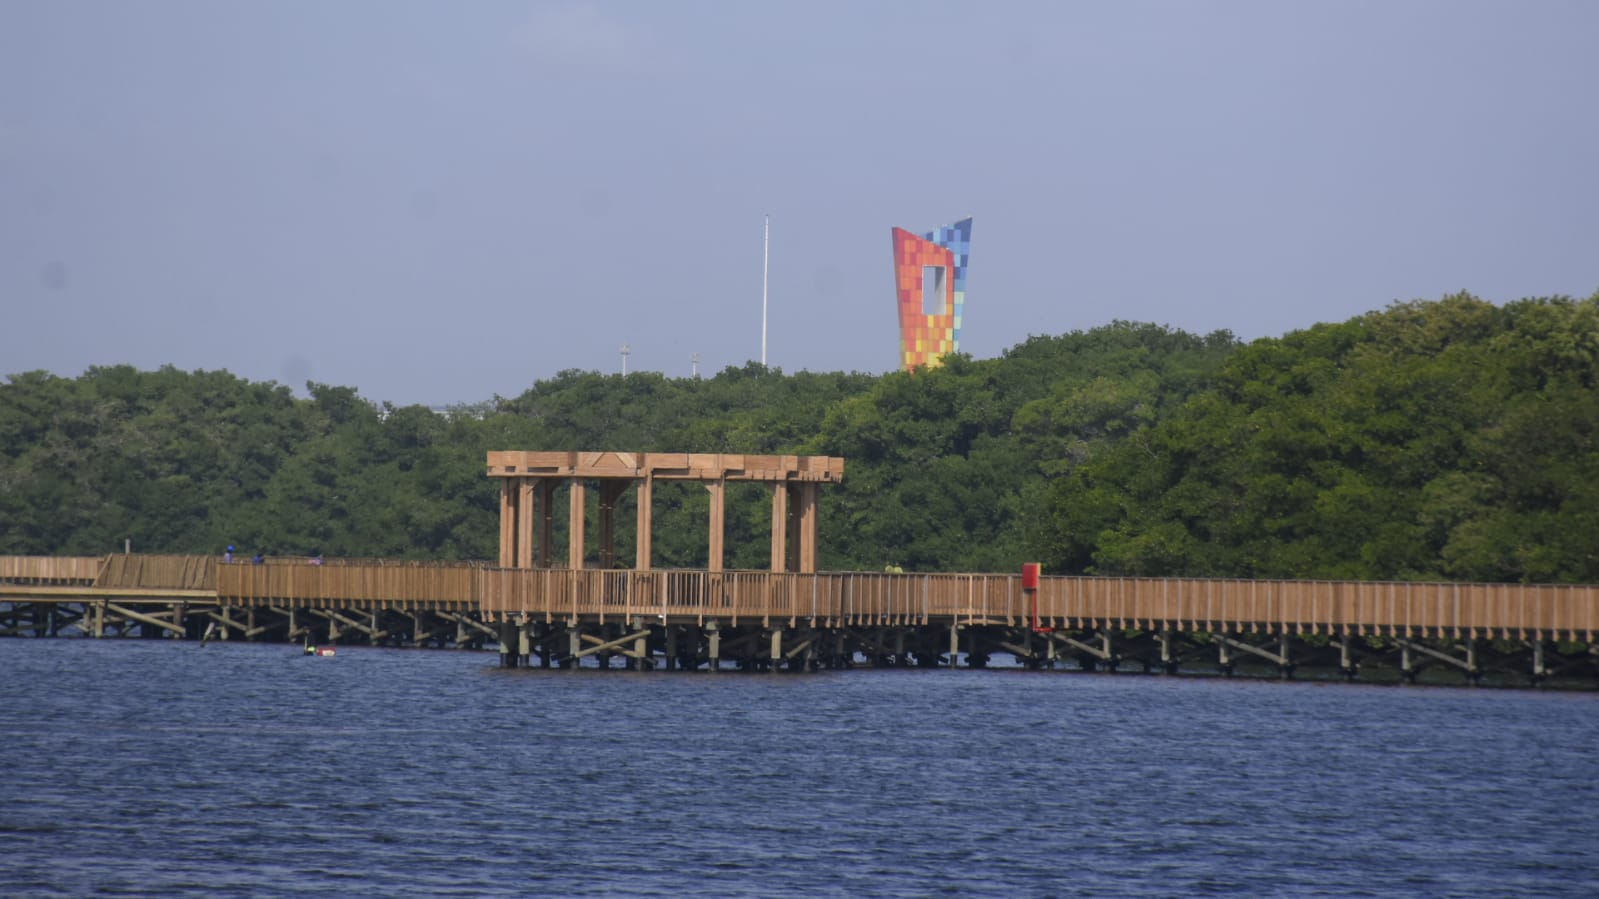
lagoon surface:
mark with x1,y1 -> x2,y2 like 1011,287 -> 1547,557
3,639 -> 1597,897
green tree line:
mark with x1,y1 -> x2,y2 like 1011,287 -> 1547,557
3,292 -> 1595,582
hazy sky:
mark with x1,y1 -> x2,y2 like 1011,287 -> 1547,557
5,1 -> 1597,406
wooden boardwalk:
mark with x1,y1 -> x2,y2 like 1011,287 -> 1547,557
3,553 -> 1597,685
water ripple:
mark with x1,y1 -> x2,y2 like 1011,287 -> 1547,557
1,641 -> 1596,896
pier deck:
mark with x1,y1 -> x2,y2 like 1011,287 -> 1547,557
3,554 -> 1597,686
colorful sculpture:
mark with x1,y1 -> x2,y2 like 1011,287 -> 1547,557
891,217 -> 972,371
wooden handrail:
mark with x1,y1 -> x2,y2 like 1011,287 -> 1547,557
474,568 -> 1599,642
4,555 -> 1593,642
0,556 -> 103,584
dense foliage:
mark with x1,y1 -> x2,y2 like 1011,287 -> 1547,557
4,292 -> 1596,582
1035,293 -> 1599,583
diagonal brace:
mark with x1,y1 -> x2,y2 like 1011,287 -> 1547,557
576,628 -> 652,659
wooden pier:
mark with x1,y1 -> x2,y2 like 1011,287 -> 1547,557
3,450 -> 1597,686
3,553 -> 1598,686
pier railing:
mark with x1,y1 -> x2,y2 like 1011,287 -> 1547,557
0,556 -> 104,585
7,553 -> 1590,642
1027,576 -> 1599,641
217,561 -> 478,609
9,553 -> 1586,643
474,568 -> 1599,642
93,554 -> 215,590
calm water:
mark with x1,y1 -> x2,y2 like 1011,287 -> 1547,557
2,639 -> 1596,897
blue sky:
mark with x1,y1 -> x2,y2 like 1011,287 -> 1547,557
4,0 -> 1597,406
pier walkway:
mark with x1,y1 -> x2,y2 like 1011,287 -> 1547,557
3,553 -> 1596,686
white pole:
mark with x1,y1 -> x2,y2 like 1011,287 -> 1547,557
761,214 -> 769,367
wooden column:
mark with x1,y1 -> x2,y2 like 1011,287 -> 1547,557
797,482 -> 818,573
636,475 -> 653,570
706,478 -> 725,572
598,483 -> 613,569
769,482 -> 789,573
568,479 -> 587,570
517,478 -> 535,569
536,481 -> 555,567
498,480 -> 516,568
786,484 -> 802,572
598,481 -> 627,569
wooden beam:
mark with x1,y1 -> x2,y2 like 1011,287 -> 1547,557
486,451 -> 845,483
783,635 -> 816,659
310,608 -> 377,636
437,611 -> 497,639
0,585 -> 214,602
575,628 -> 652,659
103,602 -> 183,636
1214,633 -> 1289,666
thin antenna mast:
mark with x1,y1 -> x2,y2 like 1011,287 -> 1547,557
761,214 -> 769,367
620,344 -> 631,376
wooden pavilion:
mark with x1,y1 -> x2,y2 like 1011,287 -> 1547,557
486,451 -> 846,573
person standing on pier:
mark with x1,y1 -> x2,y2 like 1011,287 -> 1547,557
224,545 -> 235,563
